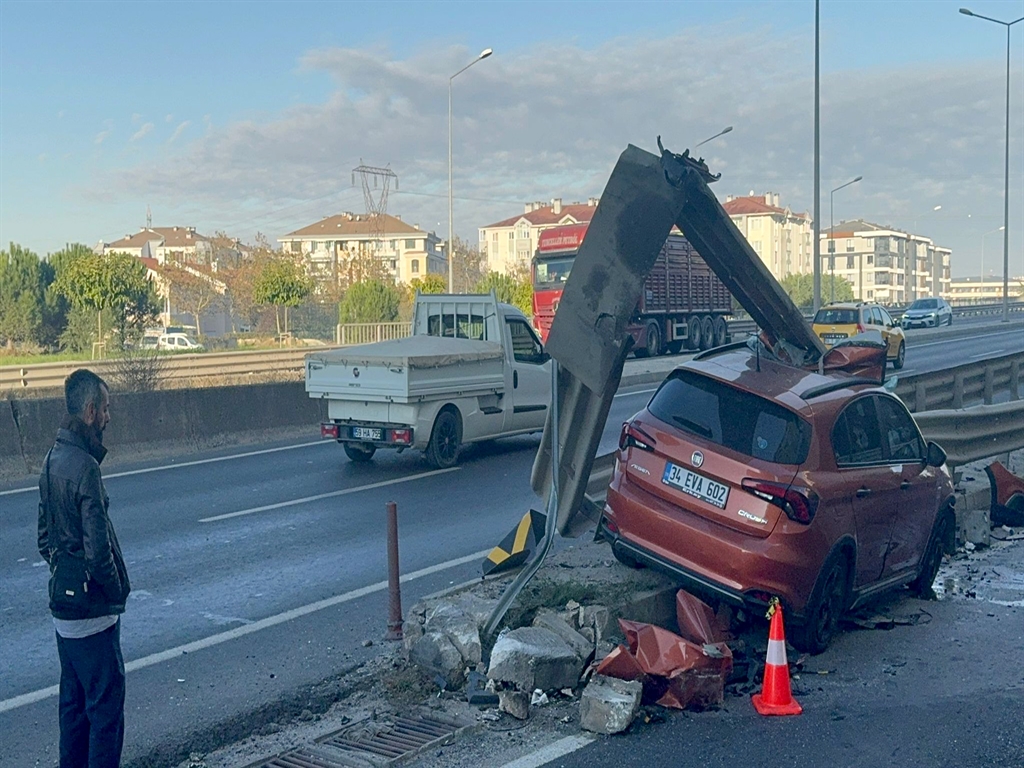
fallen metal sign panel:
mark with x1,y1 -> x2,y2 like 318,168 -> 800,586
660,140 -> 826,360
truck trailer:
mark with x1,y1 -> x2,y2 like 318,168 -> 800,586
531,222 -> 733,356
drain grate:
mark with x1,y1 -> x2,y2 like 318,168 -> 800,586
249,745 -> 361,768
319,714 -> 458,762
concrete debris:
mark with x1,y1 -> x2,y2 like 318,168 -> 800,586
845,607 -> 932,630
487,627 -> 583,692
532,610 -> 595,665
498,689 -> 531,720
408,630 -> 466,689
466,671 -> 499,708
580,675 -> 643,734
531,690 -> 549,706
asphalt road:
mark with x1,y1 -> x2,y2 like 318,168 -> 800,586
0,323 -> 1020,766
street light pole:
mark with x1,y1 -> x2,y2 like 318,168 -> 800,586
960,8 -> 1023,321
448,48 -> 493,294
813,0 -> 822,312
829,176 -> 862,302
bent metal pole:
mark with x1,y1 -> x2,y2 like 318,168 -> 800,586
385,501 -> 403,641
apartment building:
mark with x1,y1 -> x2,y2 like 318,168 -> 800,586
478,198 -> 599,274
820,220 -> 951,305
98,226 -> 212,264
945,275 -> 1024,304
279,213 -> 444,286
722,193 -> 813,280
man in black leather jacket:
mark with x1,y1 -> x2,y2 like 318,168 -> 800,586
38,369 -> 130,768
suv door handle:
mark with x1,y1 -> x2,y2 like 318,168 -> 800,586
856,487 -> 872,498
900,481 -> 911,490
513,370 -> 519,388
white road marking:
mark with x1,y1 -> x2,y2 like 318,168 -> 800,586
0,547 -> 491,714
198,467 -> 460,522
0,440 -> 328,497
499,735 -> 596,768
614,387 -> 657,399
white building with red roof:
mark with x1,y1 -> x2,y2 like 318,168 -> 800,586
478,197 -> 600,274
722,193 -> 813,281
97,226 -> 212,265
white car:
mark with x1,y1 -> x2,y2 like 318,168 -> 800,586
158,333 -> 204,351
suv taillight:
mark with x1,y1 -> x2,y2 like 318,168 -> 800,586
856,322 -> 866,334
741,479 -> 819,524
618,422 -> 656,452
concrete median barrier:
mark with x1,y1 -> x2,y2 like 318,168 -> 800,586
1,382 -> 329,481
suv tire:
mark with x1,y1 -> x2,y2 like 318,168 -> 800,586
910,506 -> 954,597
892,340 -> 906,370
791,552 -> 850,654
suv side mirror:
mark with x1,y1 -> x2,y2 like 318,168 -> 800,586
925,441 -> 946,468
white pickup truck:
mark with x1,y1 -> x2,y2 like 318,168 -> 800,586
305,292 -> 552,468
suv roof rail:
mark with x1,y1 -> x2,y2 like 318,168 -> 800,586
799,377 -> 880,401
692,340 -> 750,360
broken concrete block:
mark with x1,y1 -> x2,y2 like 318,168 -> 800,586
580,675 -> 642,734
957,506 -> 990,548
581,604 -> 613,643
488,627 -> 583,692
428,613 -> 482,666
498,689 -> 530,720
408,630 -> 465,689
533,611 -> 595,664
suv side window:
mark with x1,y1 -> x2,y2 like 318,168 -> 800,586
871,307 -> 884,326
832,396 -> 884,465
506,319 -> 545,364
879,308 -> 894,327
875,396 -> 925,462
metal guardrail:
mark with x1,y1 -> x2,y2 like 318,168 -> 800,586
895,352 -> 1023,412
914,401 -> 1024,467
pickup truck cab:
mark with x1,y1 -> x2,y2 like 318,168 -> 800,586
305,292 -> 552,467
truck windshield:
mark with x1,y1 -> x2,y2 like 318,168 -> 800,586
534,257 -> 574,286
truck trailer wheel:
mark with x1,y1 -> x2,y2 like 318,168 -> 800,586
343,443 -> 376,462
643,321 -> 662,357
699,315 -> 715,351
713,316 -> 729,348
426,408 -> 462,468
686,315 -> 703,350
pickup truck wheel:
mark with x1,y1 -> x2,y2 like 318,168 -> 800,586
686,315 -> 703,350
426,408 -> 462,468
343,443 -> 376,462
699,315 -> 715,351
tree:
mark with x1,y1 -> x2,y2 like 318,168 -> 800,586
53,251 -> 160,351
409,273 -> 447,295
0,243 -> 47,348
161,258 -> 224,337
780,272 -> 854,309
253,257 -> 313,336
450,236 -> 487,294
42,244 -> 94,347
474,271 -> 534,317
339,279 -> 402,324
222,233 -> 276,332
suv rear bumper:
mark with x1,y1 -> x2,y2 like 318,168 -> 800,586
596,515 -> 775,619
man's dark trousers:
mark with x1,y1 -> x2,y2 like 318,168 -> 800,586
56,622 -> 125,768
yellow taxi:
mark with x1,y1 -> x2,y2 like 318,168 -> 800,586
811,301 -> 906,369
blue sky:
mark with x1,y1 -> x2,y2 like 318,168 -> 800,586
1,0 -> 1022,277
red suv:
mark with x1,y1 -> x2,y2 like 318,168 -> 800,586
598,344 -> 955,653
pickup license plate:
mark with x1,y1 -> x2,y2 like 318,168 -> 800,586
662,462 -> 729,509
351,427 -> 383,441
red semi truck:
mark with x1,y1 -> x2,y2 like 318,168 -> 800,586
531,222 -> 734,356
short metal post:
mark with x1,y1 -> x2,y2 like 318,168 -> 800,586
385,501 -> 403,641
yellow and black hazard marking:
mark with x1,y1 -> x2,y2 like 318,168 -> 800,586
481,509 -> 547,576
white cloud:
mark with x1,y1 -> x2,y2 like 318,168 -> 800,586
168,120 -> 191,143
94,130 -> 112,145
130,122 -> 154,142
165,113 -> 174,123
131,112 -> 142,124
94,29 -> 1022,269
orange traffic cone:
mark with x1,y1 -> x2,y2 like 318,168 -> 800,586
751,599 -> 802,716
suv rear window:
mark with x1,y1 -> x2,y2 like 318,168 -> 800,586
814,308 -> 857,324
648,370 -> 812,464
